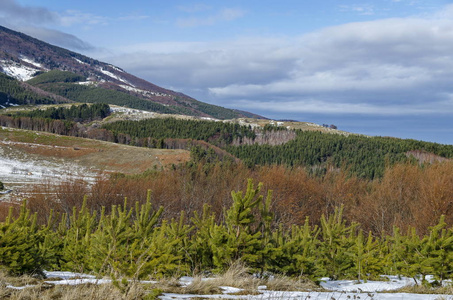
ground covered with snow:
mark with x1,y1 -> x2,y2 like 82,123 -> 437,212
0,141 -> 97,186
4,272 -> 443,300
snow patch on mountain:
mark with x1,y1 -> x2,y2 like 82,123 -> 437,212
0,138 -> 98,185
99,68 -> 131,85
73,57 -> 88,65
108,65 -> 124,73
77,81 -> 94,86
119,84 -> 172,98
110,106 -> 155,120
20,56 -> 45,69
0,60 -> 38,81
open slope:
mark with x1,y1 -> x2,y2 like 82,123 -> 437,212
0,126 -> 190,197
0,25 -> 255,119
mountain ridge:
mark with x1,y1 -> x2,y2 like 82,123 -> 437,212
0,25 -> 259,119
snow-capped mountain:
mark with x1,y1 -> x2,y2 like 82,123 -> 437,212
0,25 -> 260,119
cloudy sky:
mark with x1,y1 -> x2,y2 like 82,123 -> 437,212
1,0 -> 453,144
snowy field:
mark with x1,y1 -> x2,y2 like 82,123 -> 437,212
0,151 -> 97,186
4,271 -> 449,300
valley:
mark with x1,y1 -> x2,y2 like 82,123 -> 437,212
0,24 -> 453,300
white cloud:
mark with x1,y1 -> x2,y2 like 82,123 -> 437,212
339,4 -> 376,16
176,4 -> 212,13
176,8 -> 245,27
0,0 -> 97,50
106,6 -> 453,117
0,0 -> 58,25
59,10 -> 109,27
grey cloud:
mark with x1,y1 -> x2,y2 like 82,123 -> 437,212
0,0 -> 58,25
176,8 -> 245,28
105,6 -> 453,117
0,0 -> 94,51
18,26 -> 94,51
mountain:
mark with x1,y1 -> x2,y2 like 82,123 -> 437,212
0,25 -> 257,119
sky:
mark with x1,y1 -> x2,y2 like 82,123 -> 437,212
1,0 -> 453,144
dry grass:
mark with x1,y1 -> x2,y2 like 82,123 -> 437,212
0,280 -> 156,300
390,284 -> 453,296
3,283 -> 133,300
179,261 -> 318,295
179,276 -> 222,295
208,260 -> 261,289
0,270 -> 156,300
265,275 -> 319,292
0,270 -> 40,288
0,263 -> 321,299
0,127 -> 190,175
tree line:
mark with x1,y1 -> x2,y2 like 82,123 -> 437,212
102,118 -> 256,147
1,105 -> 453,180
8,103 -> 111,123
0,73 -> 64,106
226,131 -> 453,179
17,160 -> 453,239
0,180 -> 452,285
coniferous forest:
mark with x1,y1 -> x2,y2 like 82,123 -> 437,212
1,176 -> 452,285
2,105 -> 453,179
0,104 -> 453,287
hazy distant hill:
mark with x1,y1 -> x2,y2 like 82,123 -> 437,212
0,25 -> 258,119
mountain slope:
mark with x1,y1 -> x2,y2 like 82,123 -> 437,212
0,25 -> 254,119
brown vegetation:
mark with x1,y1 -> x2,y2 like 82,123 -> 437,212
0,127 -> 191,175
6,160 -> 451,237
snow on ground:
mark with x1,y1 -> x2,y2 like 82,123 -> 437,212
119,84 -> 172,98
160,276 -> 452,300
110,106 -> 156,121
77,81 -> 94,86
0,60 -> 38,81
161,290 -> 449,300
108,64 -> 124,73
320,276 -> 413,292
0,141 -> 98,185
99,68 -> 131,85
4,272 -> 442,300
44,271 -> 110,286
73,58 -> 88,65
20,56 -> 45,69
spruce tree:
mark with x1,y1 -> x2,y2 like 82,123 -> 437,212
61,199 -> 96,273
317,206 -> 358,279
421,216 -> 453,285
0,203 -> 44,276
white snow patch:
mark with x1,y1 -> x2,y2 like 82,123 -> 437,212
320,275 -> 413,292
20,56 -> 45,69
110,106 -> 156,121
77,81 -> 94,86
99,68 -> 131,85
73,58 -> 88,65
0,141 -> 98,185
220,286 -> 243,294
44,271 -> 109,285
108,64 -> 124,73
6,284 -> 35,290
119,84 -> 171,98
201,117 -> 220,122
45,271 -> 96,280
0,60 -> 38,81
160,291 -> 448,300
2,271 -> 450,300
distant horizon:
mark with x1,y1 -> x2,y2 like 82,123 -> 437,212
1,0 -> 452,145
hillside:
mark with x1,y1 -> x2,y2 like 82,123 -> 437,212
0,126 -> 190,199
0,25 -> 256,119
2,103 -> 452,182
